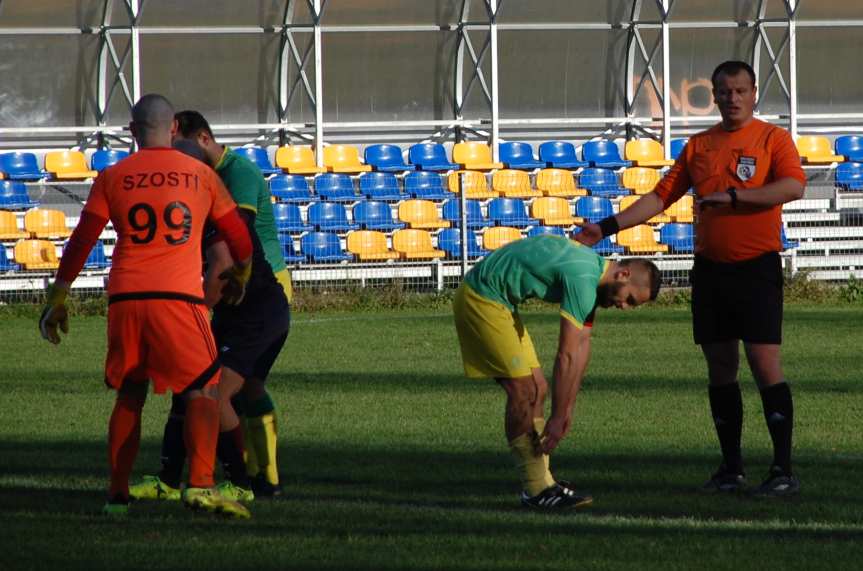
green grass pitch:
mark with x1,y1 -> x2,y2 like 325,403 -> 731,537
1,304 -> 861,570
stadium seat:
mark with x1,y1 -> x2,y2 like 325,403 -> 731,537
307,202 -> 358,232
275,146 -> 325,175
538,141 -> 589,169
527,225 -> 566,238
619,195 -> 670,224
670,138 -> 688,160
447,171 -> 497,199
488,198 -> 538,228
0,246 -> 20,271
622,167 -> 661,195
659,223 -> 694,253
483,226 -> 522,250
300,232 -> 352,262
579,168 -> 629,198
0,210 -> 27,240
442,198 -> 488,229
24,208 -> 71,239
0,181 -> 37,210
91,149 -> 129,172
359,172 -> 407,201
364,144 -> 410,172
392,229 -> 445,259
353,200 -> 405,231
835,135 -> 863,162
583,140 -> 631,168
452,141 -> 504,171
575,195 -> 614,223
14,239 -> 59,270
0,152 -> 48,181
273,203 -> 312,233
45,150 -> 98,180
591,236 -> 625,255
346,230 -> 400,261
617,225 -> 668,254
270,174 -> 316,202
531,197 -> 581,226
624,139 -> 674,167
781,226 -> 799,250
81,239 -> 110,269
232,146 -> 281,175
796,136 -> 844,164
664,194 -> 694,222
398,199 -> 449,230
404,171 -> 451,200
323,144 -> 372,173
535,168 -> 586,197
499,142 -> 545,170
408,143 -> 459,171
314,173 -> 359,202
836,162 -> 863,190
492,169 -> 542,198
280,235 -> 305,263
438,228 -> 489,259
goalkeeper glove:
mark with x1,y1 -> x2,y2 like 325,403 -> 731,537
39,282 -> 70,345
218,261 -> 252,305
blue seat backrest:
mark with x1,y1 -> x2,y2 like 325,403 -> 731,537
670,139 -> 688,160
270,174 -> 309,192
500,142 -> 536,162
405,170 -> 443,190
91,149 -> 129,172
364,144 -> 406,168
575,196 -> 614,220
583,140 -> 623,163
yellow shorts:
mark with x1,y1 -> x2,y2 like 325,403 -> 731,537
275,268 -> 293,304
453,283 -> 540,379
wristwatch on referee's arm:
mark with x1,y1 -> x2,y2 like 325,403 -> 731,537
726,187 -> 738,209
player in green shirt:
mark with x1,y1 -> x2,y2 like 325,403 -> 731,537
453,235 -> 661,509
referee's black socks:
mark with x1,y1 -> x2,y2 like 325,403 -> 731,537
708,383 -> 744,475
760,382 -> 794,476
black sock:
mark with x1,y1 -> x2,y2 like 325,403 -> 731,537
708,383 -> 744,474
760,382 -> 794,475
158,395 -> 187,489
217,426 -> 249,488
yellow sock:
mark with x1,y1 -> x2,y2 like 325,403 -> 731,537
247,413 -> 279,485
509,433 -> 555,497
532,417 -> 552,476
241,416 -> 260,478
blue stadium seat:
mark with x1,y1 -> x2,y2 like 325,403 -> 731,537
270,174 -> 316,203
0,246 -> 20,271
487,197 -> 538,228
0,181 -> 38,210
579,168 -> 630,198
670,138 -> 688,160
538,141 -> 589,169
592,237 -> 625,255
0,152 -> 48,181
404,171 -> 450,200
359,172 -> 407,201
835,136 -> 863,162
91,149 -> 129,172
314,173 -> 359,202
836,162 -> 863,190
499,142 -> 545,170
528,225 -> 566,238
233,146 -> 281,175
301,232 -> 352,262
83,240 -> 110,269
575,195 -> 614,222
273,203 -> 313,233
408,143 -> 459,171
659,223 -> 694,253
442,199 -> 488,229
280,236 -> 305,263
781,226 -> 799,250
583,140 -> 631,168
364,144 -> 410,172
353,200 -> 405,231
438,228 -> 489,259
308,201 -> 358,232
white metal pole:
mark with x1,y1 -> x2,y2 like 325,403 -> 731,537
661,0 -> 671,159
489,0 -> 499,162
788,0 -> 798,138
313,0 -> 324,166
129,0 -> 141,103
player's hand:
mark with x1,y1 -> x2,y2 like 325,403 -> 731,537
39,283 -> 70,345
539,414 -> 572,454
573,223 -> 602,246
696,192 -> 731,212
218,261 -> 252,306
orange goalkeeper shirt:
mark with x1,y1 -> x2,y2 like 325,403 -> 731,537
82,147 -> 237,296
654,119 -> 806,263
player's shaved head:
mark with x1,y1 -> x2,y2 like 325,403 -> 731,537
130,94 -> 176,147
619,258 -> 662,301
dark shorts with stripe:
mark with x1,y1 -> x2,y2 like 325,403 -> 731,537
690,252 -> 784,345
211,295 -> 290,381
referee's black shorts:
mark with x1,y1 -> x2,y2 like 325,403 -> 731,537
211,298 -> 291,381
690,252 -> 784,345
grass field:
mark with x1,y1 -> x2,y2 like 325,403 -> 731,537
1,304 -> 861,570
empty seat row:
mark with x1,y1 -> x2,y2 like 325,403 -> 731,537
0,150 -> 129,181
0,208 -> 72,240
0,239 -> 110,271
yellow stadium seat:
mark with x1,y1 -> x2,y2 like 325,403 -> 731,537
618,195 -> 670,224
275,146 -> 325,175
323,145 -> 372,173
624,139 -> 674,167
452,142 -> 504,171
492,169 -> 542,198
397,199 -> 450,230
483,226 -> 522,250
664,194 -> 694,223
346,230 -> 399,261
24,208 -> 71,239
14,239 -> 59,269
622,167 -> 661,194
535,168 -> 586,197
447,170 -> 498,199
44,150 -> 98,180
0,210 -> 27,240
392,229 -> 445,259
617,225 -> 668,254
796,136 -> 844,164
531,197 -> 582,226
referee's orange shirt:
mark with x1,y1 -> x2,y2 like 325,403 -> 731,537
82,147 -> 237,297
654,119 -> 806,263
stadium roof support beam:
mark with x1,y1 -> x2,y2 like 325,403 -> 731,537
278,0 -> 320,147
752,0 -> 800,137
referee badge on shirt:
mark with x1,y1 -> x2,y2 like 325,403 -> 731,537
736,156 -> 756,182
